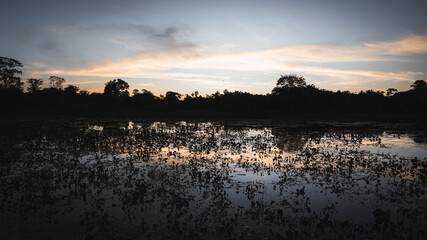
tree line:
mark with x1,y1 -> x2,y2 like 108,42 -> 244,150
1,56 -> 426,118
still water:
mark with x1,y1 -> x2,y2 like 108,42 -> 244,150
0,120 -> 426,239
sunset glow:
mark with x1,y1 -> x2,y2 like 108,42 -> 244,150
1,0 -> 426,94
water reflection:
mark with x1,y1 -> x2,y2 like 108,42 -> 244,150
0,120 -> 426,239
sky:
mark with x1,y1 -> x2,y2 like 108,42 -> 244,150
1,0 -> 427,95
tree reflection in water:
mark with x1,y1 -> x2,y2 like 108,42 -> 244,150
0,120 -> 426,239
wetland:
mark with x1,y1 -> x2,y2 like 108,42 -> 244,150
0,119 -> 426,239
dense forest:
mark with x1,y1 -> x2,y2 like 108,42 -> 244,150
1,56 -> 426,118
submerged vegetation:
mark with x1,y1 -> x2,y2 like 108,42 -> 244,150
0,120 -> 426,239
1,56 -> 426,117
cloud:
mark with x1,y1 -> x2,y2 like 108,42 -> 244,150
282,64 -> 424,82
149,27 -> 179,45
69,81 -> 99,85
38,39 -> 60,51
31,34 -> 427,91
364,34 -> 427,55
104,24 -> 194,51
84,87 -> 104,93
136,83 -> 154,87
36,44 -> 201,77
23,62 -> 47,69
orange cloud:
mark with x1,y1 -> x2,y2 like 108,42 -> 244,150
283,64 -> 423,82
68,81 -> 99,85
84,87 -> 104,93
32,34 -> 427,91
364,34 -> 427,55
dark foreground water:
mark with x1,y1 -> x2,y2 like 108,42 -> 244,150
0,120 -> 426,239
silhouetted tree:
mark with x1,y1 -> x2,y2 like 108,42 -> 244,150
64,84 -> 80,94
141,89 -> 153,95
272,74 -> 307,94
386,88 -> 397,97
27,78 -> 44,93
277,74 -> 307,88
49,76 -> 66,89
411,80 -> 426,91
104,79 -> 129,97
184,94 -> 192,101
132,89 -> 156,107
0,56 -> 23,90
79,90 -> 90,96
90,92 -> 102,96
165,91 -> 182,99
0,64 -> 426,118
163,91 -> 182,106
191,91 -> 199,98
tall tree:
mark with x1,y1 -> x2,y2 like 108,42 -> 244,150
0,56 -> 24,90
272,74 -> 308,94
64,84 -> 80,94
277,74 -> 307,88
163,91 -> 182,105
104,78 -> 129,97
27,78 -> 44,92
411,80 -> 426,91
49,76 -> 66,89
